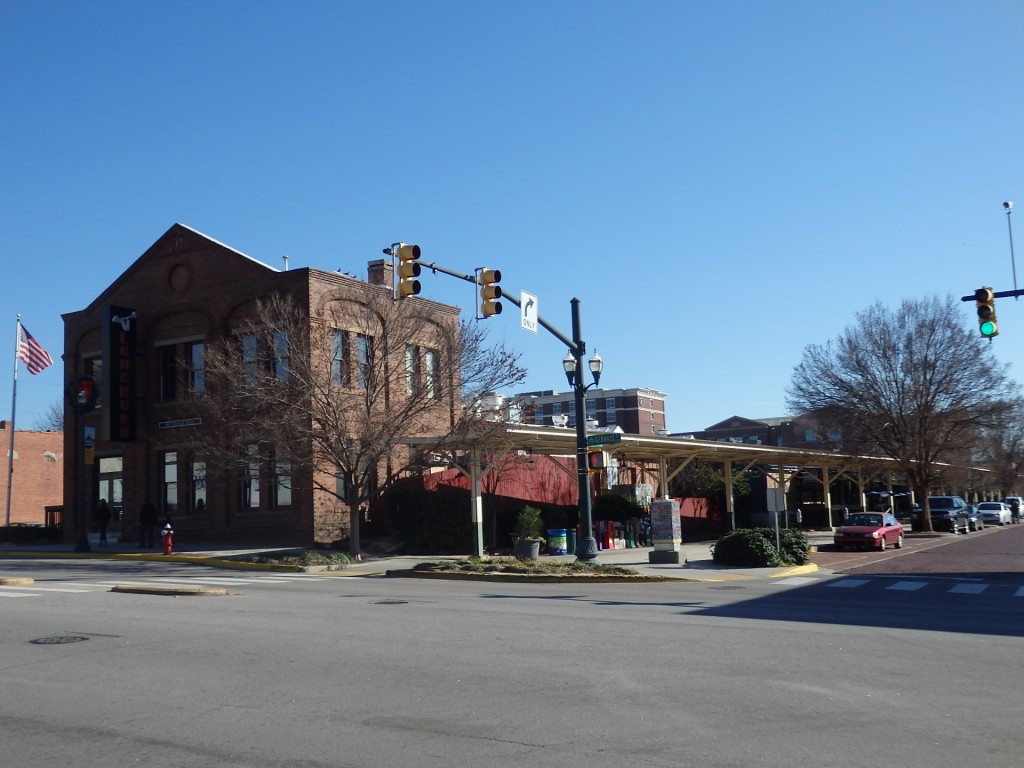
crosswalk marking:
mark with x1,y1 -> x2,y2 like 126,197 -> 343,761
827,578 -> 871,589
949,583 -> 988,594
887,581 -> 928,591
0,573 -> 333,598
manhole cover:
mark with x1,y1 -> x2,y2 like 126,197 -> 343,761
31,635 -> 90,645
371,599 -> 408,605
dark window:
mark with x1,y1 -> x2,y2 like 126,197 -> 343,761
161,451 -> 178,516
160,347 -> 178,402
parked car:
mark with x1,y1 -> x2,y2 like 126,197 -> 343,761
1001,497 -> 1023,523
964,504 -> 985,531
926,496 -> 970,534
833,512 -> 904,551
978,501 -> 1011,526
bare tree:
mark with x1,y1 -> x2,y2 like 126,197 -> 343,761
187,287 -> 527,555
974,398 -> 1024,496
33,400 -> 64,432
786,295 -> 1019,532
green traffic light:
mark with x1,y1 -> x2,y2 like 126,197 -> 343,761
980,320 -> 998,337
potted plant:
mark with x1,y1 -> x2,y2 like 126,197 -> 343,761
512,506 -> 545,560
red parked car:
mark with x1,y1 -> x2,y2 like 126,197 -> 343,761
833,512 -> 904,551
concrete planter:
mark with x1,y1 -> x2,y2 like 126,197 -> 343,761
513,539 -> 541,560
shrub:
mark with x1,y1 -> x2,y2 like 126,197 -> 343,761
711,529 -> 784,567
775,528 -> 811,565
513,506 -> 545,541
710,527 -> 810,567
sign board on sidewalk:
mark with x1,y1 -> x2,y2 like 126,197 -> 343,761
587,433 -> 622,447
520,291 -> 538,334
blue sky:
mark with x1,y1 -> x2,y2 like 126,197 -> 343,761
2,1 -> 1022,433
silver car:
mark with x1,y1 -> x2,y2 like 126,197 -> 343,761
978,501 -> 1011,526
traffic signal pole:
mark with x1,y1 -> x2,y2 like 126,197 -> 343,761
413,259 -> 578,349
405,254 -> 600,561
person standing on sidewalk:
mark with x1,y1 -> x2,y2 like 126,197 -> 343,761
138,500 -> 158,548
93,499 -> 112,547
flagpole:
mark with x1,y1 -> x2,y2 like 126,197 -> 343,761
5,316 -> 21,528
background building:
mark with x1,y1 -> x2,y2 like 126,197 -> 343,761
682,415 -> 820,449
62,224 -> 459,548
517,387 -> 667,435
0,423 -> 63,526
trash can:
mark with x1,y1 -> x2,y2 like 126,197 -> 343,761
547,529 -> 568,555
567,527 -> 577,555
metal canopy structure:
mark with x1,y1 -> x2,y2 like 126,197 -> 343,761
408,425 -> 934,557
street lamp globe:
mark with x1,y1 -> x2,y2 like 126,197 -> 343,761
588,350 -> 603,384
563,351 -> 577,385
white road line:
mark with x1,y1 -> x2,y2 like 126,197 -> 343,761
887,581 -> 928,591
0,591 -> 39,597
181,577 -> 291,584
775,576 -> 819,585
0,585 -> 92,593
1014,586 -> 1024,597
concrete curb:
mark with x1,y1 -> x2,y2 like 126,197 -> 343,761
110,585 -> 230,596
0,550 -> 305,572
0,576 -> 34,585
385,568 -> 697,583
769,563 -> 820,578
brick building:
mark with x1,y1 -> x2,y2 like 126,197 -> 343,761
61,224 -> 460,547
684,415 -> 819,448
517,387 -> 667,435
0,423 -> 63,525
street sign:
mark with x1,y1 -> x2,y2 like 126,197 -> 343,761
521,291 -> 538,334
587,433 -> 621,447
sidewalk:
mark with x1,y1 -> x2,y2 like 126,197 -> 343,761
0,531 -> 833,581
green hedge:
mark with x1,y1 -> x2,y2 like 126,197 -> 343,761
711,527 -> 810,567
384,486 -> 474,554
0,525 -> 62,545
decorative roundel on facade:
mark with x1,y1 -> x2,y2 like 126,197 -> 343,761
169,262 -> 194,293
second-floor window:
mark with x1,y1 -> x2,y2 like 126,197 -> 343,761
239,333 -> 288,384
188,343 -> 205,393
405,345 -> 418,396
356,334 -> 372,389
273,332 -> 289,381
242,335 -> 259,384
424,349 -> 438,399
160,346 -> 178,402
332,331 -> 349,387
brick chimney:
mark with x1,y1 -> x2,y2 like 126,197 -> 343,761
367,259 -> 393,287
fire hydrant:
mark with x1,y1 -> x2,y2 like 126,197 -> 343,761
161,523 -> 174,555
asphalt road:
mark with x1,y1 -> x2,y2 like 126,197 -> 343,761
2,544 -> 1023,768
811,518 -> 1024,577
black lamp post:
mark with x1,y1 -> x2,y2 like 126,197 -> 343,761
562,298 -> 603,562
67,374 -> 97,553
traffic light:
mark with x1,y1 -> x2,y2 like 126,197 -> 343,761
396,243 -> 421,299
478,268 -> 502,318
975,287 -> 998,338
67,374 -> 98,412
587,449 -> 607,472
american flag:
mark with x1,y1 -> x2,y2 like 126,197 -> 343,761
17,322 -> 54,375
